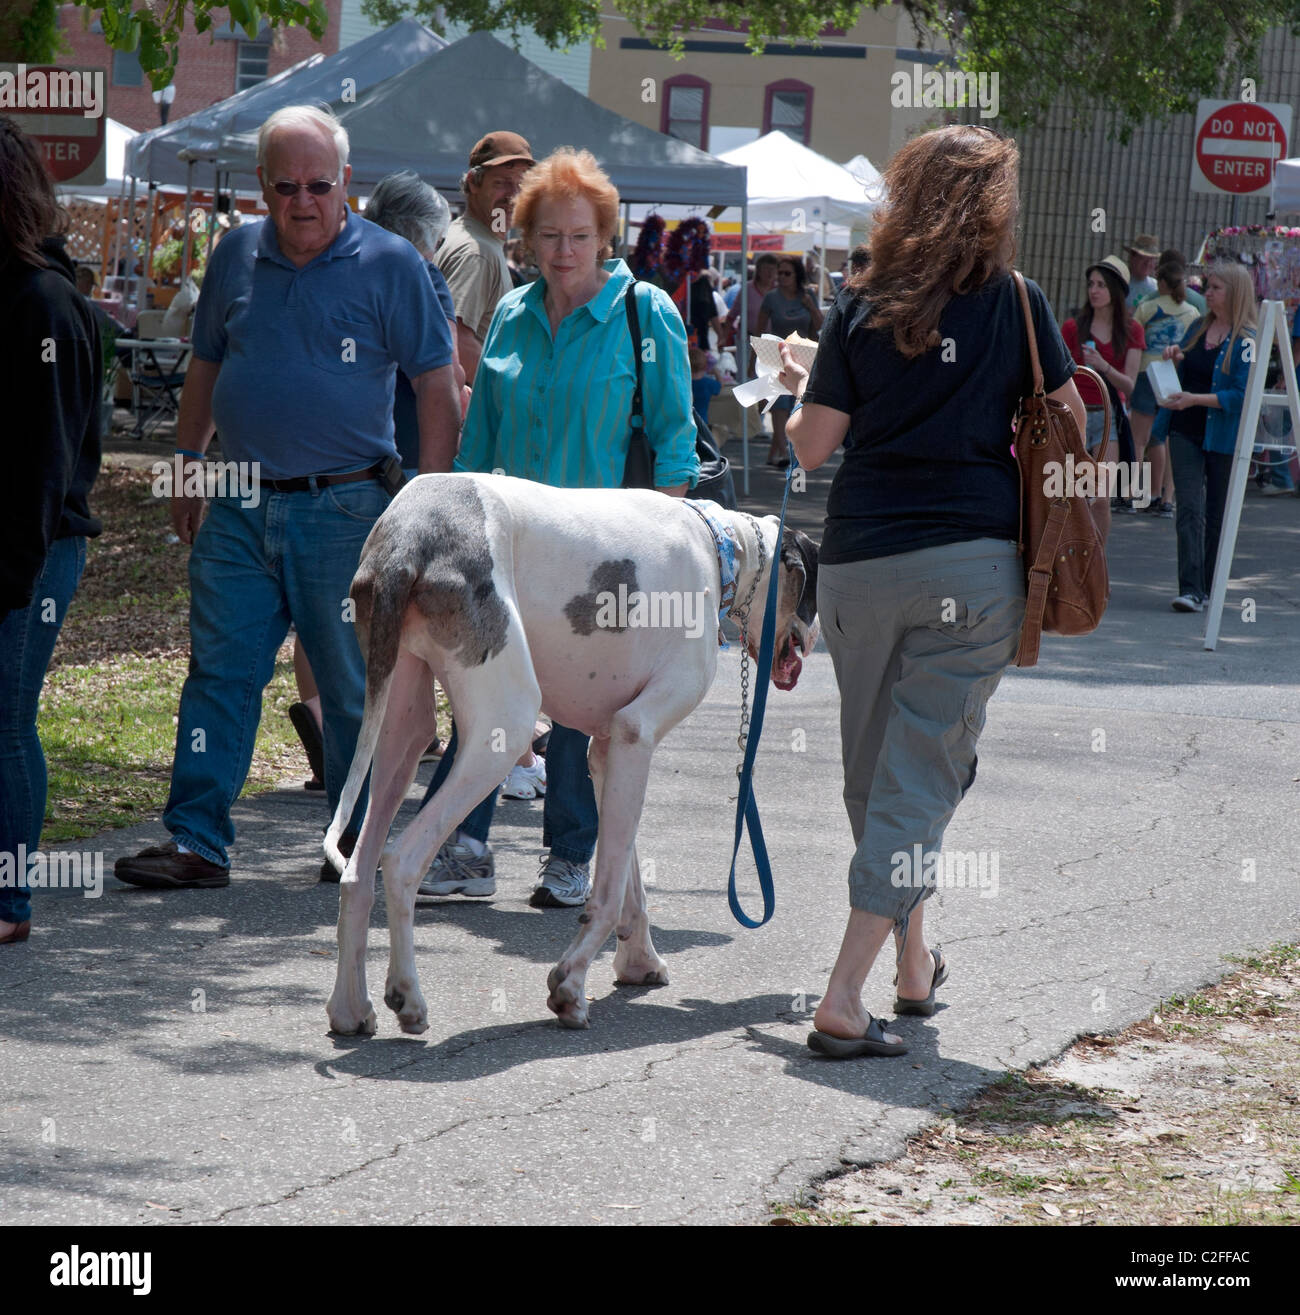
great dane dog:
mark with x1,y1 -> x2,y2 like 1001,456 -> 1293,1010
324,473 -> 818,1035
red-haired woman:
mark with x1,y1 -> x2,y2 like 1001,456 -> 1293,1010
779,126 -> 1084,1058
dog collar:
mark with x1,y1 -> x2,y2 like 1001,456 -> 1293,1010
684,498 -> 738,643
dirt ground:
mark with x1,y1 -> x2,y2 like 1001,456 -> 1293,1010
777,944 -> 1300,1225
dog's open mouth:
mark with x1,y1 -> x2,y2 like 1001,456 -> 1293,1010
773,631 -> 803,691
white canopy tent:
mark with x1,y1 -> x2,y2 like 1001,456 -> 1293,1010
1273,157 -> 1300,213
718,132 -> 877,298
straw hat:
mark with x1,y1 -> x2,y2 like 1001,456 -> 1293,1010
1086,254 -> 1131,293
1124,233 -> 1161,259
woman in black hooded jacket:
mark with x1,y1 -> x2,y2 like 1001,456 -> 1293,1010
0,115 -> 103,945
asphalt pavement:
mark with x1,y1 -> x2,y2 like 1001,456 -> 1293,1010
3,447 -> 1298,1225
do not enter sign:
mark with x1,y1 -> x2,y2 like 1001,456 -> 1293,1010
1191,99 -> 1291,196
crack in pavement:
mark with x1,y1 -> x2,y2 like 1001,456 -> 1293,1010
187,1033 -> 753,1223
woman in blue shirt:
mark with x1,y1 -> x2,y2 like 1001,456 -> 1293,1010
1157,262 -> 1256,612
419,148 -> 698,911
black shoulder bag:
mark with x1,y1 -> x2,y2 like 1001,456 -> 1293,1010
621,282 -> 737,508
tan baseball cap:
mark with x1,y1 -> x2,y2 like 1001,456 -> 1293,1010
469,132 -> 535,170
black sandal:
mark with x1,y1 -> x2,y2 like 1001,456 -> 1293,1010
807,1014 -> 908,1058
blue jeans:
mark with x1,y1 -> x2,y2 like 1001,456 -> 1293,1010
422,721 -> 597,865
0,537 -> 86,924
163,482 -> 390,867
1169,433 -> 1233,601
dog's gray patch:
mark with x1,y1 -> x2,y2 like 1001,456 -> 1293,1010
355,477 -> 509,673
564,558 -> 639,636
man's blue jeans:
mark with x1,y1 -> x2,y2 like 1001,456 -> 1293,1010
163,482 -> 389,867
423,721 -> 597,865
0,536 -> 86,925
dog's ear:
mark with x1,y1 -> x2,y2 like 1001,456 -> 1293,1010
780,528 -> 820,626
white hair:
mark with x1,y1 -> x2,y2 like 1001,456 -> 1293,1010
365,171 -> 451,257
257,104 -> 349,178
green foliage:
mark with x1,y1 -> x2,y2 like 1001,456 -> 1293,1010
6,2 -> 328,89
361,0 -> 1300,135
9,0 -> 1300,131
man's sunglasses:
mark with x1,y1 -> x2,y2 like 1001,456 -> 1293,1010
269,179 -> 338,197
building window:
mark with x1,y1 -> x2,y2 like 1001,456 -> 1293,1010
112,49 -> 143,87
662,75 -> 710,150
236,42 -> 270,93
764,80 -> 813,145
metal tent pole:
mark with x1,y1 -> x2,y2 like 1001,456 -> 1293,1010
740,201 -> 750,497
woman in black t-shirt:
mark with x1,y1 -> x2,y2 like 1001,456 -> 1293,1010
776,125 -> 1085,1060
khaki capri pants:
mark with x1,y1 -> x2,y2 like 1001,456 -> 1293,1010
817,537 -> 1025,936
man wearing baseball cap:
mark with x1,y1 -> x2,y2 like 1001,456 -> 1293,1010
435,132 -> 534,382
1124,232 -> 1161,307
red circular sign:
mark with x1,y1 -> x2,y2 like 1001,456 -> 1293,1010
1196,103 -> 1287,194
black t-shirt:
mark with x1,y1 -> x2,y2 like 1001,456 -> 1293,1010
1167,330 -> 1217,440
803,273 -> 1075,563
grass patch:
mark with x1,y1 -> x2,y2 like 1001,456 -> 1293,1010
41,652 -> 304,844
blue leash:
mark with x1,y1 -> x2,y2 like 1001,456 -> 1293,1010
727,457 -> 797,928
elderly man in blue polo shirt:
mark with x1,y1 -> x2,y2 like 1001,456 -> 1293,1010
115,105 -> 459,889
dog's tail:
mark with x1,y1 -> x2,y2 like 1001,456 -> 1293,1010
323,554 -> 418,872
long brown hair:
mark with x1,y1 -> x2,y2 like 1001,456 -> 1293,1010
0,115 -> 65,271
849,125 -> 1018,358
1075,265 -> 1134,353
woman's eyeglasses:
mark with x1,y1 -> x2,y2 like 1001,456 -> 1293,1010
533,230 -> 598,249
269,179 -> 338,197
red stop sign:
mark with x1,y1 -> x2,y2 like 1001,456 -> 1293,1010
1196,103 -> 1287,195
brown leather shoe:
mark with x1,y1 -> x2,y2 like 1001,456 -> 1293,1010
0,920 -> 31,944
115,841 -> 230,889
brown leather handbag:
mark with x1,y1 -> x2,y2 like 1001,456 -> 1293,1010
1011,271 -> 1111,667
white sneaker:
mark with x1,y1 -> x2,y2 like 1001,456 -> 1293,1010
417,840 -> 496,898
1171,594 -> 1205,613
500,758 -> 547,800
529,853 -> 591,908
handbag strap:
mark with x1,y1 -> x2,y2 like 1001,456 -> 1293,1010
624,281 -> 645,432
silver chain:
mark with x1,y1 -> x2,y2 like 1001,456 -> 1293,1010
731,514 -> 768,782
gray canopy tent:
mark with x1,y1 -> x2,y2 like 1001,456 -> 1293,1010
114,20 -> 446,293
124,18 -> 446,188
214,31 -> 746,205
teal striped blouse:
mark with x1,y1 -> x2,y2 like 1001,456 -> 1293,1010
454,259 -> 699,489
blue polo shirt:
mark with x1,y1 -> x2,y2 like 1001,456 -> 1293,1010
192,211 -> 453,479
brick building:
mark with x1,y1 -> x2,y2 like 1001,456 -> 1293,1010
53,2 -> 342,132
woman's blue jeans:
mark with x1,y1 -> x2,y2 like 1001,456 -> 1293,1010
0,536 -> 86,925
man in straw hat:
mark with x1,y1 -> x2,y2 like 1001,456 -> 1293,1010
1124,232 -> 1161,307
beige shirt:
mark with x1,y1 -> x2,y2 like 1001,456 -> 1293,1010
434,212 -> 510,342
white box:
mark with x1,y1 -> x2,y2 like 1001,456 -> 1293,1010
1147,358 -> 1182,407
